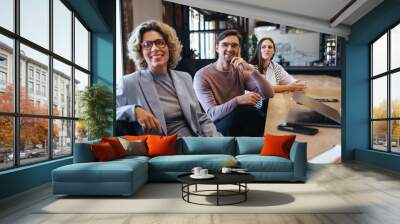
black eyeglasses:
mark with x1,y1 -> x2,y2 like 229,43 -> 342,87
141,39 -> 167,50
220,42 -> 240,48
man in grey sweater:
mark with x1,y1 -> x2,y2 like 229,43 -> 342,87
193,29 -> 274,136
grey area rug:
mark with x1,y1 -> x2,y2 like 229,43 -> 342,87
38,183 -> 362,214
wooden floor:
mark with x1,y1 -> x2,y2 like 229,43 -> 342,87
1,162 -> 400,224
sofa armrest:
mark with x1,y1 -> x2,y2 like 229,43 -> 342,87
289,142 -> 307,181
73,140 -> 100,163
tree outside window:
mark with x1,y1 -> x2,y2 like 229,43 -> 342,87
371,23 -> 400,154
0,0 -> 91,170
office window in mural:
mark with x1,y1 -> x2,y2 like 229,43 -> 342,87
189,7 -> 247,60
371,23 -> 400,154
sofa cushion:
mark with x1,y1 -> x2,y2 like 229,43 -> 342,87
147,135 -> 177,157
52,162 -> 142,183
148,154 -> 235,172
91,142 -> 118,161
235,137 -> 264,155
115,155 -> 150,163
101,137 -> 127,158
236,155 -> 293,172
53,156 -> 148,181
124,135 -> 148,142
178,137 -> 235,155
52,158 -> 148,195
260,134 -> 296,159
118,137 -> 147,156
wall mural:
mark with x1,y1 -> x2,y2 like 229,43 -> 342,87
115,2 -> 342,164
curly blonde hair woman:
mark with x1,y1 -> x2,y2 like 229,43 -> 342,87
117,20 -> 221,137
127,20 -> 182,70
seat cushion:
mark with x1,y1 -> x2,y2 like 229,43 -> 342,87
53,159 -> 147,183
52,157 -> 149,195
236,155 -> 293,172
148,154 -> 235,172
118,155 -> 150,162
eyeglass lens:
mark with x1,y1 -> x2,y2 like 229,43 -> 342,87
142,39 -> 166,49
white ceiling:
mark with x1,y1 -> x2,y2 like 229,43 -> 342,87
225,0 -> 352,22
165,0 -> 384,38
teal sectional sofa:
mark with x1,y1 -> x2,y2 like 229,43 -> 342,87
52,137 -> 307,196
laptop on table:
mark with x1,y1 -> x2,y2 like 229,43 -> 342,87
285,92 -> 341,128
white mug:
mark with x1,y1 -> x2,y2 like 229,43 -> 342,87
200,169 -> 208,176
221,167 -> 232,174
191,167 -> 202,176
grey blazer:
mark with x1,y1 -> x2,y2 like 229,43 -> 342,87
116,69 -> 221,137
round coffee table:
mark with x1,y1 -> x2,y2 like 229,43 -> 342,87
177,173 -> 255,206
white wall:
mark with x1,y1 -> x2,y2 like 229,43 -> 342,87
116,0 -> 163,80
132,0 -> 163,27
255,28 -> 320,66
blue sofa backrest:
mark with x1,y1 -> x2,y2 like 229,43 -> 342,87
73,139 -> 100,163
73,137 -> 304,163
177,137 -> 236,155
235,137 -> 264,155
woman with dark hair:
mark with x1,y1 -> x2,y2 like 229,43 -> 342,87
250,37 -> 306,93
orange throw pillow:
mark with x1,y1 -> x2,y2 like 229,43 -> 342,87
101,137 -> 126,158
124,135 -> 148,141
260,134 -> 296,159
91,142 -> 117,161
146,135 -> 177,157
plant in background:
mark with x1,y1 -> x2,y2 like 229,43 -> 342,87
79,84 -> 114,140
189,49 -> 199,59
247,33 -> 258,61
76,120 -> 88,141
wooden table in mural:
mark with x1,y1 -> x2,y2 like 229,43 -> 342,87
264,75 -> 341,160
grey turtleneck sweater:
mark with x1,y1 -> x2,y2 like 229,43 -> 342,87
152,72 -> 195,137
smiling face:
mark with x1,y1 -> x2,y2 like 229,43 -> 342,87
260,39 -> 275,61
141,30 -> 169,71
216,35 -> 240,63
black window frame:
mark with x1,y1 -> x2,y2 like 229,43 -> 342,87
0,0 -> 92,171
370,19 -> 400,154
188,7 -> 247,60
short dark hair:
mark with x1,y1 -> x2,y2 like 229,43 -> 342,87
216,29 -> 242,45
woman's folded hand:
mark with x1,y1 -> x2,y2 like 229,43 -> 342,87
135,107 -> 161,131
